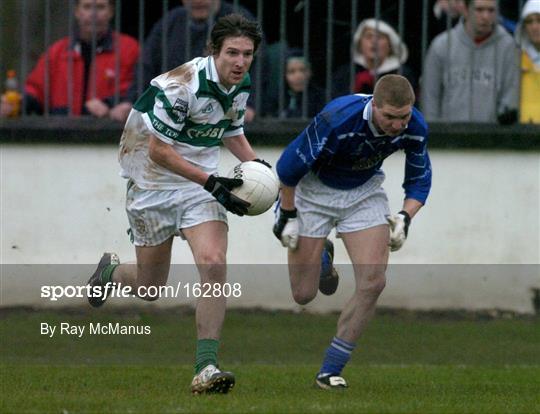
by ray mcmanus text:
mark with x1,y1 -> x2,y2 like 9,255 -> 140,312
40,322 -> 152,338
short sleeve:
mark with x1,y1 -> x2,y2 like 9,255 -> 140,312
140,83 -> 192,145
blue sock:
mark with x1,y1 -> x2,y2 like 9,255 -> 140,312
318,336 -> 356,376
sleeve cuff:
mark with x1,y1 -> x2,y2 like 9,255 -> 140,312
222,127 -> 244,138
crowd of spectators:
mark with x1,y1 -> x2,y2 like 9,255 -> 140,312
1,0 -> 539,124
1,0 -> 139,120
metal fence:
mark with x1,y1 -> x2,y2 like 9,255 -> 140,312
0,0 -> 529,122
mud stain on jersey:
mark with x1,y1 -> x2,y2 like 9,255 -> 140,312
224,108 -> 236,119
119,124 -> 149,156
119,127 -> 138,155
142,159 -> 164,184
166,64 -> 195,83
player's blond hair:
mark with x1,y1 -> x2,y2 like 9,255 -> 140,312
373,74 -> 415,107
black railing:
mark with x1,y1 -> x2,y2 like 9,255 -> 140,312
0,0 -> 534,124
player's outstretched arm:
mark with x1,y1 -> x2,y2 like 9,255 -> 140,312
222,134 -> 257,162
223,134 -> 272,169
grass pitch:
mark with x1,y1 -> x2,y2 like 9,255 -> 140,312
1,308 -> 539,413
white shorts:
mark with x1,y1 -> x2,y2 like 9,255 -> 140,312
295,172 -> 390,238
125,180 -> 227,247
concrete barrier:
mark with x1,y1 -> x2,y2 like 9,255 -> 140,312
1,144 -> 539,312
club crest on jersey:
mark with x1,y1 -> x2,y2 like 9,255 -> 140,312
352,152 -> 387,170
172,98 -> 188,122
202,103 -> 214,114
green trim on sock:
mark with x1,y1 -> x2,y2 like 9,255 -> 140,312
100,264 -> 118,285
195,339 -> 219,374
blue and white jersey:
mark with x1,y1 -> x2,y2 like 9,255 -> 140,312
276,94 -> 432,204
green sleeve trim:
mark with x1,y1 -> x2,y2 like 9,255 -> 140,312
133,86 -> 160,113
147,112 -> 183,140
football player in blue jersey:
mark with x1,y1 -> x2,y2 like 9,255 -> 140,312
273,74 -> 432,390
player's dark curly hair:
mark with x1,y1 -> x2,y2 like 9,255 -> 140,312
207,14 -> 263,55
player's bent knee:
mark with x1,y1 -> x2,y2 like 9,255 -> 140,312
358,273 -> 386,296
196,251 -> 227,267
198,262 -> 227,284
372,276 -> 387,295
292,288 -> 317,305
136,265 -> 170,288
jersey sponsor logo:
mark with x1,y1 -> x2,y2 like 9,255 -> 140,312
351,152 -> 387,170
186,127 -> 225,140
151,116 -> 180,139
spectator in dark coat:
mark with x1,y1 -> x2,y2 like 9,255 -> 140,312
264,49 -> 325,118
123,0 -> 263,122
332,18 -> 417,102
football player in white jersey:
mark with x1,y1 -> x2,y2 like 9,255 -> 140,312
87,14 -> 268,394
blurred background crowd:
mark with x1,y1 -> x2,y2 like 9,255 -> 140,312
0,0 -> 538,125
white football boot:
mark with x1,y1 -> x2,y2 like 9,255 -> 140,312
191,364 -> 235,394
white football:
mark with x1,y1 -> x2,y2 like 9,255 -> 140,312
227,161 -> 279,216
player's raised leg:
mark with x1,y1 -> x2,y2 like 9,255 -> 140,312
116,238 -> 174,300
316,224 -> 389,390
86,237 -> 174,306
287,236 -> 327,305
183,220 -> 235,394
319,239 -> 340,295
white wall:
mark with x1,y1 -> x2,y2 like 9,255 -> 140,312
1,144 -> 539,312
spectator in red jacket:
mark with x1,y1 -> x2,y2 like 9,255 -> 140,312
0,0 -> 139,120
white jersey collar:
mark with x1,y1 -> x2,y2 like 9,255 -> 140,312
363,99 -> 385,137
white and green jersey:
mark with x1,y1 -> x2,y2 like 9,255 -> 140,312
119,56 -> 250,190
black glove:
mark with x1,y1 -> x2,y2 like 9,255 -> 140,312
252,158 -> 272,169
273,208 -> 298,248
204,175 -> 250,216
398,210 -> 411,236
